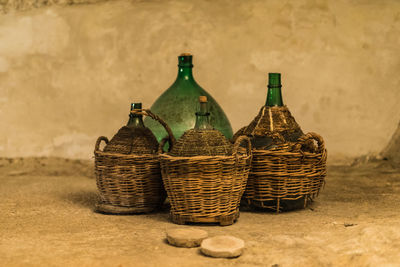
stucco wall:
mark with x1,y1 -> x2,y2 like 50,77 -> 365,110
0,0 -> 399,163
0,0 -> 108,13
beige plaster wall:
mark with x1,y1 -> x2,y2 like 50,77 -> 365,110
0,0 -> 399,163
0,0 -> 108,13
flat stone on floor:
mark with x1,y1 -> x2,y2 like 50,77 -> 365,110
200,235 -> 245,258
166,228 -> 208,248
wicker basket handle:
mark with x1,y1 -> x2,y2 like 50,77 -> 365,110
233,135 -> 252,158
94,136 -> 109,153
131,109 -> 176,152
293,132 -> 325,153
231,126 -> 247,143
158,136 -> 172,154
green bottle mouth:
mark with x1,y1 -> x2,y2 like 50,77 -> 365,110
268,73 -> 282,87
178,53 -> 193,67
131,103 -> 142,110
130,102 -> 142,117
265,73 -> 284,106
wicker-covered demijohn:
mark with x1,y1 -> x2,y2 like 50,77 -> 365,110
94,108 -> 175,215
232,105 -> 303,148
244,132 -> 327,212
235,105 -> 327,212
169,129 -> 232,157
160,96 -> 252,226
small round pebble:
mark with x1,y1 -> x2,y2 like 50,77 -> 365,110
166,228 -> 208,248
201,235 -> 245,258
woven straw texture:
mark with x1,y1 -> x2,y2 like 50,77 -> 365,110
242,132 -> 327,212
103,126 -> 158,155
243,105 -> 302,138
169,129 -> 232,157
94,109 -> 175,214
160,135 -> 252,226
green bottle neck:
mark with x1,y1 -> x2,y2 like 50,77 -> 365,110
127,103 -> 145,128
265,73 -> 284,106
127,115 -> 145,128
176,54 -> 195,81
177,66 -> 194,81
194,102 -> 213,130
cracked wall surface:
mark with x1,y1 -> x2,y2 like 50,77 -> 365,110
0,0 -> 399,163
383,122 -> 400,164
0,0 -> 109,13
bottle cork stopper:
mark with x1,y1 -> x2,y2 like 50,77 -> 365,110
199,96 -> 207,103
180,52 -> 192,56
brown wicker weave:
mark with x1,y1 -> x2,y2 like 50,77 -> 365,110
160,135 -> 252,226
242,132 -> 327,212
169,129 -> 232,157
103,126 -> 158,154
94,109 -> 175,215
242,105 -> 303,140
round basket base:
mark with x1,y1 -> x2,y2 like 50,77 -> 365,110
170,210 -> 240,226
247,196 -> 310,213
95,202 -> 155,215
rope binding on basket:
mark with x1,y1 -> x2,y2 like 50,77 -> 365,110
130,109 -> 176,153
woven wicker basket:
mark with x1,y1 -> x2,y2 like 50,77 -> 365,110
242,132 -> 327,212
160,135 -> 252,226
94,109 -> 175,214
169,128 -> 233,157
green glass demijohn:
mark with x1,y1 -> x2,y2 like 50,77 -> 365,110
144,53 -> 233,144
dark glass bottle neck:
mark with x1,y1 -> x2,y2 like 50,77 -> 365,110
194,102 -> 213,130
265,73 -> 284,106
127,114 -> 145,128
127,103 -> 145,128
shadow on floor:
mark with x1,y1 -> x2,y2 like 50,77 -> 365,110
62,192 -> 173,222
62,190 -> 99,210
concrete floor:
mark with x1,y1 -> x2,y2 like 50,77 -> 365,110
1,158 -> 400,266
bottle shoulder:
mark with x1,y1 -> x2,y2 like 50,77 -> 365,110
167,78 -> 206,94
146,77 -> 234,140
150,79 -> 210,110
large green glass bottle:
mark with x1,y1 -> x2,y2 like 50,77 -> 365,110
144,53 -> 233,143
